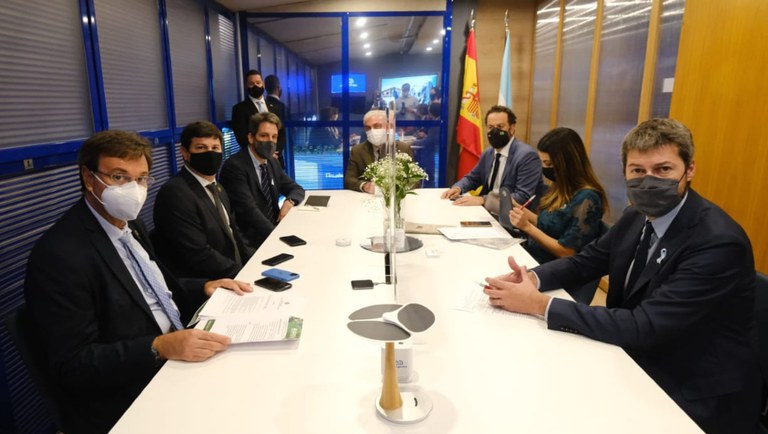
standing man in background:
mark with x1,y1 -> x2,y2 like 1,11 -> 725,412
264,74 -> 287,166
232,70 -> 268,150
395,83 -> 419,120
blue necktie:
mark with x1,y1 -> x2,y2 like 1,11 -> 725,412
119,232 -> 184,330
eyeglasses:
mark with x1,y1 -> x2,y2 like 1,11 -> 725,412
93,171 -> 155,186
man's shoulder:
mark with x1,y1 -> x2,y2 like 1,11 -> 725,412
232,99 -> 252,111
29,200 -> 92,260
222,148 -> 250,168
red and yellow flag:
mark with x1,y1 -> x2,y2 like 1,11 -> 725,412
456,27 -> 482,180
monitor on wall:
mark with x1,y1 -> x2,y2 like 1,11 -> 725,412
380,74 -> 438,106
331,73 -> 366,94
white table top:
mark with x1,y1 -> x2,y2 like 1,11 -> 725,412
111,189 -> 701,433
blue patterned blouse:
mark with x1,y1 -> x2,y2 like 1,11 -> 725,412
525,188 -> 604,264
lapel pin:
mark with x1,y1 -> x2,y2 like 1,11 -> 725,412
656,248 -> 667,264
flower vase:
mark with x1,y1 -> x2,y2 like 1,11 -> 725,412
383,205 -> 406,251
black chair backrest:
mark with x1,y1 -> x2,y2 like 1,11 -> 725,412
4,305 -> 63,430
756,273 -> 768,378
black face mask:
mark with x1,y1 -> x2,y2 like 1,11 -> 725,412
542,167 -> 556,182
248,85 -> 264,99
625,173 -> 686,217
487,128 -> 510,149
253,140 -> 276,159
187,151 -> 222,176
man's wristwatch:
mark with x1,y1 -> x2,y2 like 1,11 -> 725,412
286,198 -> 297,206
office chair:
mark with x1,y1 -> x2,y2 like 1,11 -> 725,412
755,272 -> 768,431
4,305 -> 64,431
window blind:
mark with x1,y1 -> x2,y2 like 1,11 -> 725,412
167,0 -> 209,126
209,11 -> 238,122
0,0 -> 92,148
94,0 -> 168,131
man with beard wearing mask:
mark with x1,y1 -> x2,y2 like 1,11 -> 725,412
232,70 -> 285,164
442,105 -> 545,214
220,112 -> 305,248
153,121 -> 255,279
344,109 -> 413,193
24,130 -> 253,434
481,118 -> 760,434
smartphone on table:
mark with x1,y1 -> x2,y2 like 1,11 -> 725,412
279,235 -> 307,247
261,253 -> 294,266
351,279 -> 374,290
254,277 -> 292,292
262,268 -> 300,282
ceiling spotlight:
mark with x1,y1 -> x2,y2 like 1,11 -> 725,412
363,43 -> 371,49
432,39 -> 439,44
360,32 -> 368,40
365,51 -> 372,56
356,18 -> 367,27
426,47 -> 433,51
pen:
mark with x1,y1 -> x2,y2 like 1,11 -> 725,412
519,194 -> 536,210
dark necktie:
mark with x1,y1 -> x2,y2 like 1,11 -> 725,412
259,164 -> 277,223
626,220 -> 654,290
486,152 -> 502,193
206,183 -> 242,267
119,232 -> 184,331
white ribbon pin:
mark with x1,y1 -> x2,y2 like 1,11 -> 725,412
656,248 -> 667,264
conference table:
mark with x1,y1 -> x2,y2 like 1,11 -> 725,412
111,189 -> 701,433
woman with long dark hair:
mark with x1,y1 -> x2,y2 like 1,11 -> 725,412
509,127 -> 608,301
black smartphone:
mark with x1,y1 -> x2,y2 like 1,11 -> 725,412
254,277 -> 292,292
351,279 -> 374,290
261,253 -> 294,266
279,235 -> 307,246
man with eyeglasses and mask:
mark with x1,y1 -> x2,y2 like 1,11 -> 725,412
344,109 -> 413,193
153,121 -> 255,279
220,112 -> 305,249
442,105 -> 546,214
482,118 -> 760,434
24,130 -> 253,434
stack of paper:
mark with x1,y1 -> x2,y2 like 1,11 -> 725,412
194,289 -> 304,344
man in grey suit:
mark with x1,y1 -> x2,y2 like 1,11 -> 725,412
219,112 -> 304,248
441,105 -> 545,213
483,119 -> 760,434
344,109 -> 413,193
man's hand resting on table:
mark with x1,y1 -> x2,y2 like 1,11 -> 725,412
483,256 -> 549,316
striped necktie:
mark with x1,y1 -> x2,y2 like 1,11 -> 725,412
259,164 -> 277,223
119,232 -> 184,330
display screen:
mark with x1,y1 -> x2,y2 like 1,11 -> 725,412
331,73 -> 366,94
380,74 -> 438,106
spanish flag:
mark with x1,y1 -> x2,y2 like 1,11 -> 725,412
456,27 -> 482,180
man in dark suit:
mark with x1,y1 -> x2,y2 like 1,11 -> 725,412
219,112 -> 305,248
231,70 -> 286,165
441,105 -> 546,214
344,109 -> 413,193
264,74 -> 287,165
24,130 -> 252,434
153,121 -> 254,279
483,119 -> 760,433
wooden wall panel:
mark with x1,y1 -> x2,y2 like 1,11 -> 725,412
476,0 -> 537,142
670,0 -> 768,273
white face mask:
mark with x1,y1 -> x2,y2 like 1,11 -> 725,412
90,172 -> 148,221
366,128 -> 387,146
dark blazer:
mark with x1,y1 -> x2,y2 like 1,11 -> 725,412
231,96 -> 287,155
219,147 -> 305,248
537,189 -> 760,433
24,199 -> 207,434
153,167 -> 254,279
265,94 -> 287,154
453,137 -> 546,207
344,140 -> 413,191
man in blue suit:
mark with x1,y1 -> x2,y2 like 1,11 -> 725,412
483,118 -> 760,433
442,105 -> 545,213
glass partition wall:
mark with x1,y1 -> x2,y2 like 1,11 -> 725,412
242,12 -> 449,190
